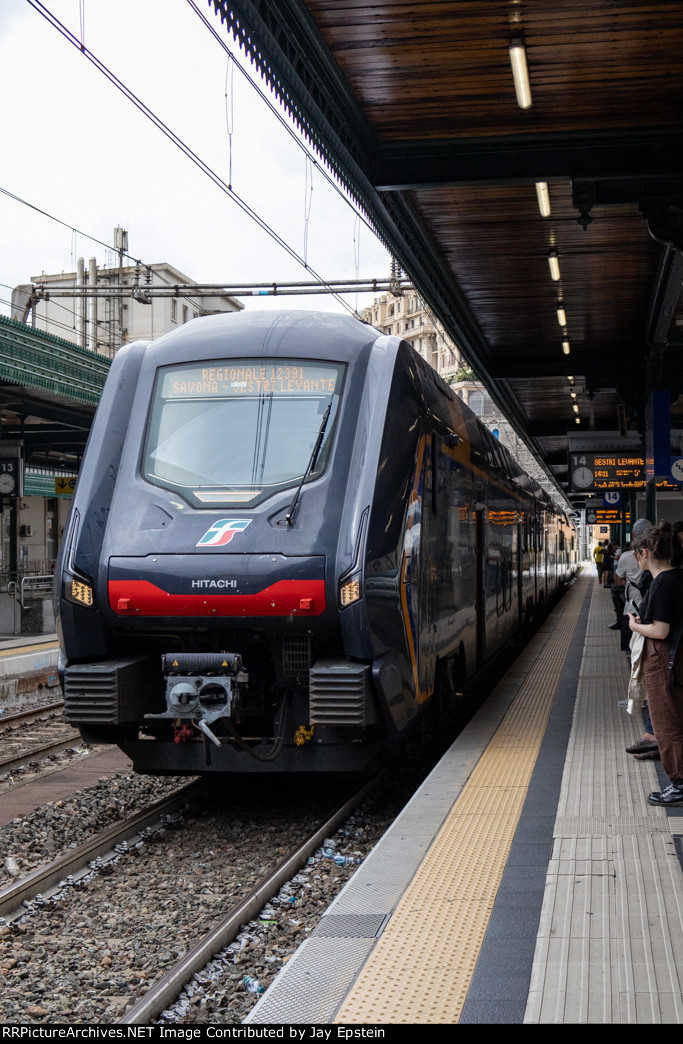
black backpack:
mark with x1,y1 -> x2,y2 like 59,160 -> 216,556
665,571 -> 683,693
669,616 -> 683,693
637,570 -> 653,596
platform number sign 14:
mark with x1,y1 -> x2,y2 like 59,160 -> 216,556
571,455 -> 594,489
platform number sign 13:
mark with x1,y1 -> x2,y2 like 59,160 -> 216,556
0,455 -> 21,497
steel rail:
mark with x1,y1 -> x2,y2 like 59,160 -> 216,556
0,732 -> 84,773
117,775 -> 377,1025
0,779 -> 207,919
0,701 -> 64,729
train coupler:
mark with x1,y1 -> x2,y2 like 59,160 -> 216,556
146,653 -> 249,736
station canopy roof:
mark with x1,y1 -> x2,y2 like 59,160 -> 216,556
0,315 -> 107,473
210,0 -> 683,503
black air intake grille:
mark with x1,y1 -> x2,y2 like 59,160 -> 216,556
309,660 -> 370,727
64,657 -> 161,724
283,634 -> 311,688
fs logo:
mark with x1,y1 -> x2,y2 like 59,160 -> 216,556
196,519 -> 251,547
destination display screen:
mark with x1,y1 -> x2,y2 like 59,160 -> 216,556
587,509 -> 632,525
569,452 -> 679,491
161,361 -> 338,398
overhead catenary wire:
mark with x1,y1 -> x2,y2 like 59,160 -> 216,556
225,56 -> 234,188
0,290 -> 85,341
25,0 -> 360,319
28,278 -> 413,298
185,0 -> 380,242
6,3 -> 387,323
0,280 -> 86,336
304,156 -> 314,268
0,184 -> 222,330
0,185 -> 118,259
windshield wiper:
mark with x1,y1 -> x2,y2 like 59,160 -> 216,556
285,402 -> 332,526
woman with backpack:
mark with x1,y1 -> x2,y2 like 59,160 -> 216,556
627,520 -> 683,806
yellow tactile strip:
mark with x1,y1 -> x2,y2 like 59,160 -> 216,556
335,577 -> 588,1024
0,640 -> 58,658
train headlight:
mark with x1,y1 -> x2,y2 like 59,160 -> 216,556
64,572 -> 96,610
61,508 -> 96,610
70,578 -> 94,607
339,577 -> 361,608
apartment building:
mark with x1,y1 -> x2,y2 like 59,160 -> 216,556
363,290 -> 556,493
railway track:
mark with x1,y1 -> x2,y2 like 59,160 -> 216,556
0,701 -> 65,728
0,701 -> 82,774
0,779 -> 206,920
0,773 -> 385,1024
117,777 -> 376,1024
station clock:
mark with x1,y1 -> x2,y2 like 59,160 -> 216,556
0,450 -> 22,498
572,466 -> 594,489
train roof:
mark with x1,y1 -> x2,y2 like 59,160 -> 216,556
143,309 -> 381,363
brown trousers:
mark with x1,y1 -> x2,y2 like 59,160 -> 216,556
643,638 -> 683,784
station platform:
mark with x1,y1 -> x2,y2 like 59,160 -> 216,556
0,633 -> 58,674
246,569 -> 683,1024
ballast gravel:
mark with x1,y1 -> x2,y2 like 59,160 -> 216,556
0,731 -> 448,1026
0,771 -> 188,889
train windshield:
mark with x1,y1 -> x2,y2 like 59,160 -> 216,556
142,358 -> 345,508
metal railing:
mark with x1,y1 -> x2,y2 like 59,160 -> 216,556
7,573 -> 54,610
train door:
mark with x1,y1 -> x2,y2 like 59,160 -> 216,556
534,503 -> 538,605
400,434 -> 437,703
475,505 -> 486,667
517,517 -> 524,627
544,514 -> 550,594
418,434 -> 438,698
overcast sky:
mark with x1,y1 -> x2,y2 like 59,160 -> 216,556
0,0 -> 391,323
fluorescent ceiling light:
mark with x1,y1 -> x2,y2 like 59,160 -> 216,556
557,303 -> 567,326
548,251 -> 561,281
509,39 -> 532,109
562,339 -> 571,355
535,182 -> 550,217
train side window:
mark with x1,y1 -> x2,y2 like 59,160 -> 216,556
480,428 -> 497,470
493,442 -> 508,478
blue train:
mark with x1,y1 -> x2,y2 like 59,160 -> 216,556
55,310 -> 577,774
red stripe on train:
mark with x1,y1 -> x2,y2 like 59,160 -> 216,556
108,579 -> 326,617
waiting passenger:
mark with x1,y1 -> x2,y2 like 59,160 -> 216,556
602,542 -> 615,588
618,521 -> 657,755
672,521 -> 683,567
593,541 -> 606,584
610,566 -> 625,630
616,521 -> 652,652
627,520 -> 683,805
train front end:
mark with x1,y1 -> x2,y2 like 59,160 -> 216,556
55,311 -> 402,774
